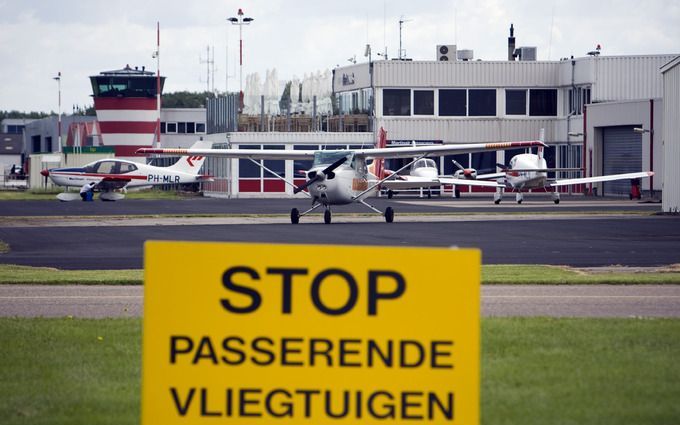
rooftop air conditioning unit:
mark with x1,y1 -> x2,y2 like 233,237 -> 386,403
436,45 -> 457,61
515,46 -> 537,61
457,49 -> 474,61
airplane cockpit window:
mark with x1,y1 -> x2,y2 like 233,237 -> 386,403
412,159 -> 437,169
119,163 -> 138,174
93,161 -> 119,174
313,151 -> 353,168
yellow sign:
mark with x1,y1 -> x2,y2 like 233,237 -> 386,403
142,242 -> 480,424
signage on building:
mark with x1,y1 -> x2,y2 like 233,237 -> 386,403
142,241 -> 480,424
342,72 -> 356,86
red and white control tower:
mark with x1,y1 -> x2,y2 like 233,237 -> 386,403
89,65 -> 165,156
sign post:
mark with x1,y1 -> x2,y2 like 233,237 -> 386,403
142,241 -> 480,424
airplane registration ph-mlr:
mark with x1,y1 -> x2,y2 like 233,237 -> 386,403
148,174 -> 181,183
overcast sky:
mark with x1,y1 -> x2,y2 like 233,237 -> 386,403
1,0 -> 678,113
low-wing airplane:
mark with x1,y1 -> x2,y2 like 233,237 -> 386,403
443,132 -> 653,204
137,128 -> 545,223
41,141 -> 213,201
381,158 -> 504,199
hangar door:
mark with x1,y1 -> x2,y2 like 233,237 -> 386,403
602,125 -> 642,196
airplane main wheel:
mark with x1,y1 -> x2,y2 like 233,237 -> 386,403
290,208 -> 300,224
427,190 -> 432,199
324,209 -> 332,224
494,199 -> 501,205
385,207 -> 394,223
554,199 -> 560,204
387,190 -> 394,199
517,200 -> 522,204
455,189 -> 461,199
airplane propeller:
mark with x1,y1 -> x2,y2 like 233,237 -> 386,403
293,156 -> 348,194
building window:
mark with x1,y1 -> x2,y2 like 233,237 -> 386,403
383,89 -> 411,116
45,136 -> 52,152
239,145 -> 262,178
196,123 -> 206,133
505,89 -> 527,115
166,122 -> 177,133
439,89 -> 466,116
178,122 -> 186,134
529,89 -> 557,116
468,89 -> 496,116
414,90 -> 434,115
186,122 -> 195,134
160,122 -> 166,133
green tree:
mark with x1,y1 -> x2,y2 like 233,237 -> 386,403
161,91 -> 217,108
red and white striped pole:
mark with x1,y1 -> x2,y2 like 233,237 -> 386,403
155,22 -> 161,149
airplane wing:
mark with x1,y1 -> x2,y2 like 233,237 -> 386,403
548,171 -> 653,187
381,176 -> 441,189
137,140 -> 545,160
137,147 -> 315,160
472,172 -> 506,180
438,177 -> 505,188
353,140 -> 545,159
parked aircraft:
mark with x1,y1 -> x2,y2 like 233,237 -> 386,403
41,141 -> 212,201
445,143 -> 653,204
137,129 -> 545,223
381,158 -> 503,199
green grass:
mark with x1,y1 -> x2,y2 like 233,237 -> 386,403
0,318 -> 141,425
0,317 -> 678,424
483,264 -> 680,284
1,264 -> 679,285
482,317 -> 680,425
0,265 -> 142,285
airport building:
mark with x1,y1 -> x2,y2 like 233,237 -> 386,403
204,49 -> 675,199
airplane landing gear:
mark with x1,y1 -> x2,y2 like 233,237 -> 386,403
387,189 -> 395,199
515,192 -> 524,204
455,188 -> 461,199
324,209 -> 332,224
290,208 -> 300,224
552,191 -> 560,204
384,207 -> 394,223
493,191 -> 502,205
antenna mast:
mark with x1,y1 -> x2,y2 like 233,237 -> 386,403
398,15 -> 412,60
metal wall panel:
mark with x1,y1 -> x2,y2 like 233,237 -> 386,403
375,117 -> 557,143
221,132 -> 374,146
371,61 -> 562,88
602,125 -> 642,196
591,55 -> 676,102
662,58 -> 680,212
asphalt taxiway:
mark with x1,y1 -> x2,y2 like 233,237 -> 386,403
0,196 -> 677,269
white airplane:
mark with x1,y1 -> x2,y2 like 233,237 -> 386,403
41,141 -> 213,201
137,128 -> 545,223
444,140 -> 653,204
381,158 -> 503,199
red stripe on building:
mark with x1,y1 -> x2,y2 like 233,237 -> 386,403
94,97 -> 158,110
99,121 -> 157,134
114,145 -> 153,157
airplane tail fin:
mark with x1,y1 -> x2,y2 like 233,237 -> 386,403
537,128 -> 545,160
368,127 -> 387,179
167,140 -> 212,174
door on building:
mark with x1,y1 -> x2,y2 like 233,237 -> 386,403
602,125 -> 642,196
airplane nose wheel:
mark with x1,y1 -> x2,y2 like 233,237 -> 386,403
384,207 -> 394,223
324,209 -> 332,224
290,208 -> 300,224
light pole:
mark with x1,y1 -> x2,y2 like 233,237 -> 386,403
228,8 -> 254,112
53,72 -> 62,152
